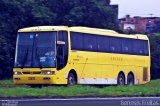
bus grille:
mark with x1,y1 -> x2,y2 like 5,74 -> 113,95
23,72 -> 41,74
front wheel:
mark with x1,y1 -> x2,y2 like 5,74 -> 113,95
67,73 -> 76,86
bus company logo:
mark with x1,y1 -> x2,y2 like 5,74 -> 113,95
76,55 -> 83,58
1,100 -> 18,106
121,100 -> 160,106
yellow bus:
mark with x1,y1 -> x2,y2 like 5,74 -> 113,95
13,26 -> 150,86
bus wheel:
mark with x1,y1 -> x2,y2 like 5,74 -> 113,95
28,84 -> 42,88
67,73 -> 76,86
117,73 -> 125,86
127,74 -> 134,85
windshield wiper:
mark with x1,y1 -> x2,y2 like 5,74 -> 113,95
21,48 -> 29,69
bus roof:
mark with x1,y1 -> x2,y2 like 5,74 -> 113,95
18,26 -> 68,32
18,26 -> 148,40
69,27 -> 148,40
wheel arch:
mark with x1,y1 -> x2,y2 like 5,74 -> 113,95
127,71 -> 134,78
127,71 -> 135,84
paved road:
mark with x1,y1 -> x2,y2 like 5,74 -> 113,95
1,97 -> 160,106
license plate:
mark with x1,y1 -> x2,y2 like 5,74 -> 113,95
28,77 -> 35,80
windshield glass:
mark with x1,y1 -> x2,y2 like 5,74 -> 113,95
14,32 -> 56,68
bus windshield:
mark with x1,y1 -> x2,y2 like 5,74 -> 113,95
14,32 -> 56,68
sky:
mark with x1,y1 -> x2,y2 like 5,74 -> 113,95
111,0 -> 160,18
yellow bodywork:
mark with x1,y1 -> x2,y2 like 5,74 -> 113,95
13,26 -> 150,85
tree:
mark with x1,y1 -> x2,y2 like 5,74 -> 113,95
154,19 -> 160,33
0,0 -> 55,79
149,33 -> 160,79
38,0 -> 118,30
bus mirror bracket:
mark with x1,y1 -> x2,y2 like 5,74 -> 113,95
57,41 -> 65,45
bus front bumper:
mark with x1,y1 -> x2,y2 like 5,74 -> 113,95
13,75 -> 57,85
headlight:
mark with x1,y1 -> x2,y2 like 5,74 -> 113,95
14,71 -> 22,75
41,71 -> 55,75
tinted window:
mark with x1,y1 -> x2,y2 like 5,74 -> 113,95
143,41 -> 149,55
58,31 -> 68,52
97,35 -> 109,52
57,31 -> 68,70
122,38 -> 133,54
71,32 -> 83,50
109,37 -> 122,53
70,32 -> 149,56
133,40 -> 142,55
83,34 -> 97,52
133,39 -> 149,55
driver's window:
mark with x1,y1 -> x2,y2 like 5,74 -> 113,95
57,31 -> 68,70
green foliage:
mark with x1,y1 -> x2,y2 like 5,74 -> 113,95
154,19 -> 160,33
149,33 -> 160,79
0,79 -> 160,97
66,0 -> 117,29
39,0 -> 117,29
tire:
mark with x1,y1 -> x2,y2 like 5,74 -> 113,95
28,84 -> 42,88
117,73 -> 125,85
67,73 -> 76,86
127,74 -> 134,85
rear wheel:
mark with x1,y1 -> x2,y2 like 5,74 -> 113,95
67,73 -> 76,86
127,74 -> 134,85
117,73 -> 125,85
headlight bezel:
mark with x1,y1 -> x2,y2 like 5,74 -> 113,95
14,71 -> 22,75
41,70 -> 55,75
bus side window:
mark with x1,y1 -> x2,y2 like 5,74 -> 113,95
133,39 -> 148,55
97,35 -> 109,52
143,41 -> 149,55
71,32 -> 83,50
122,38 -> 133,54
83,34 -> 97,52
109,37 -> 122,53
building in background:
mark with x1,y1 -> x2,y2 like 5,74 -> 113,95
119,15 -> 160,33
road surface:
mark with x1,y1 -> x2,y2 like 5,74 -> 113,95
1,97 -> 160,106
